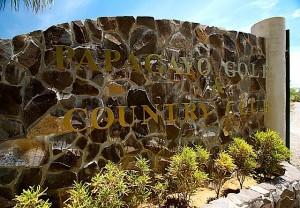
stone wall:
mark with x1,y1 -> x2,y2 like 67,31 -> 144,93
0,16 -> 266,206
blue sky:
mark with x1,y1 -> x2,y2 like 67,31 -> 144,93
0,0 -> 299,87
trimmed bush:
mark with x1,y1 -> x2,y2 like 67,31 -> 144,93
167,146 -> 208,201
228,138 -> 257,189
65,182 -> 93,208
91,161 -> 128,207
253,129 -> 291,179
196,145 -> 210,171
127,156 -> 152,207
212,151 -> 236,198
152,174 -> 169,207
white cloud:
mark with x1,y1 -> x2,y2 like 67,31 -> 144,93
250,0 -> 278,9
292,9 -> 300,18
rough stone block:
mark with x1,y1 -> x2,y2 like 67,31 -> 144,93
200,204 -> 216,208
209,198 -> 239,208
250,185 -> 270,195
249,201 -> 264,208
0,117 -> 25,143
249,198 -> 273,208
0,83 -> 22,117
258,183 -> 277,192
281,161 -> 299,172
16,168 -> 43,194
0,39 -> 12,63
227,193 -> 244,206
0,137 -> 49,166
283,167 -> 300,181
43,171 -> 76,190
294,182 -> 300,207
272,186 -> 295,208
232,189 -> 262,205
0,168 -> 18,185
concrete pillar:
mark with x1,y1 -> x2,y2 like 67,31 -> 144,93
251,17 -> 286,142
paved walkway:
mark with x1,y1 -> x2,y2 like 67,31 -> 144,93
290,102 -> 300,169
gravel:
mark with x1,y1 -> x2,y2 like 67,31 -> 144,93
290,102 -> 300,169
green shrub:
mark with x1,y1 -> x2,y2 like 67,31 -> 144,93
254,129 -> 291,179
291,88 -> 300,102
212,151 -> 236,198
65,182 -> 93,208
91,161 -> 129,208
152,174 -> 169,207
65,162 -> 128,208
195,145 -> 210,171
228,138 -> 257,189
14,186 -> 51,208
167,146 -> 208,202
127,156 -> 152,207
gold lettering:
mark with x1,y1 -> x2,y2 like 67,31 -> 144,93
262,64 -> 267,78
104,49 -> 121,71
180,57 -> 193,75
163,104 -> 175,123
239,99 -> 246,115
264,100 -> 269,112
63,108 -> 87,132
212,85 -> 218,95
117,106 -> 136,127
215,77 -> 224,93
90,107 -> 114,129
251,63 -> 259,78
183,103 -> 198,121
125,53 -> 142,73
77,49 -> 99,70
145,54 -> 163,74
226,101 -> 235,116
224,61 -> 236,77
238,62 -> 249,77
199,102 -> 208,119
197,58 -> 211,76
142,104 -> 159,124
56,45 -> 75,70
168,57 -> 182,75
250,98 -> 257,114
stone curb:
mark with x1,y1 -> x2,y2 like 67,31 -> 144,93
201,162 -> 300,208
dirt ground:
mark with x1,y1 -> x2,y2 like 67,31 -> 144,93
290,102 -> 300,169
190,177 -> 257,207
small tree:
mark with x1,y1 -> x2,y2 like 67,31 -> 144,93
195,145 -> 210,171
212,151 -> 236,198
91,161 -> 129,208
127,156 -> 152,207
65,182 -> 93,208
167,146 -> 208,202
228,138 -> 257,189
152,174 -> 169,207
14,186 -> 51,208
253,129 -> 291,179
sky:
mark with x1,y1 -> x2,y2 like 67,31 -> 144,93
0,0 -> 299,87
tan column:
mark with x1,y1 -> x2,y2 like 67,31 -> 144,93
251,17 -> 286,142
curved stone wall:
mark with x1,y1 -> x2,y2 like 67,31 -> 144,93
0,16 -> 266,206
